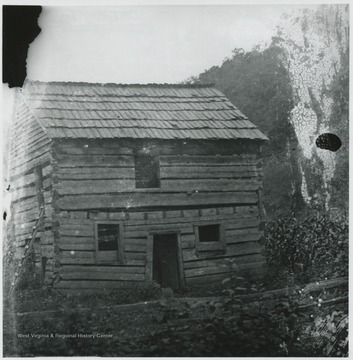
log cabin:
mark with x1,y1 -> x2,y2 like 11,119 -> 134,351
9,80 -> 268,291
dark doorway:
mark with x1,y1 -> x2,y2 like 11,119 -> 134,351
153,233 -> 180,289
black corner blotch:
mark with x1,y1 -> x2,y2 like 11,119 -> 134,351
315,133 -> 342,152
3,211 -> 7,221
3,5 -> 42,88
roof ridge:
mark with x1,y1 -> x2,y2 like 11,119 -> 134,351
24,79 -> 215,89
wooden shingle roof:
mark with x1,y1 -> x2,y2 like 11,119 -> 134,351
22,80 -> 268,141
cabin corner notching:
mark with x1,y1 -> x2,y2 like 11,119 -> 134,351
9,80 -> 268,290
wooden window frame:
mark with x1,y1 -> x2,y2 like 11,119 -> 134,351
134,153 -> 161,189
194,222 -> 226,255
146,230 -> 185,288
94,221 -> 124,264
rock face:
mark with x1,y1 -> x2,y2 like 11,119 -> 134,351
275,4 -> 349,211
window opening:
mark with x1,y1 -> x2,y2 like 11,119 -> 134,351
135,154 -> 160,188
198,224 -> 220,242
97,224 -> 119,251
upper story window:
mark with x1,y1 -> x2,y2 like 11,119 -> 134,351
134,154 -> 160,189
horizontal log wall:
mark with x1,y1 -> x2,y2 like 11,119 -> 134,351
53,139 -> 262,211
54,206 -> 265,289
9,101 -> 55,279
51,138 -> 265,289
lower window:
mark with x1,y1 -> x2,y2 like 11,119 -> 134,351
198,224 -> 221,242
95,222 -> 123,263
195,223 -> 226,254
98,224 -> 119,251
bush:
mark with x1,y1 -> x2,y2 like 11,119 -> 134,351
264,212 -> 348,284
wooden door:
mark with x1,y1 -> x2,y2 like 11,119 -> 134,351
152,233 -> 180,289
